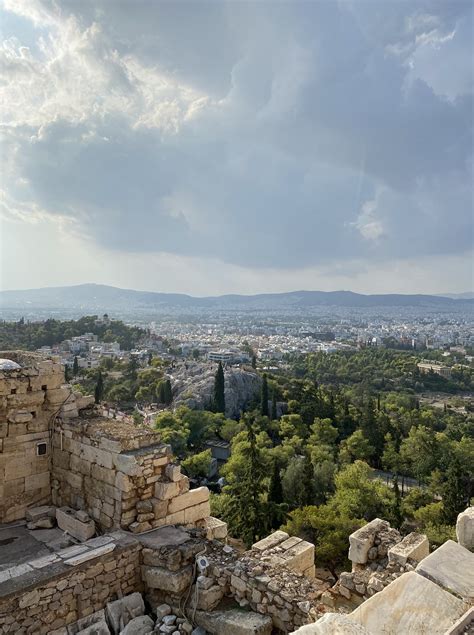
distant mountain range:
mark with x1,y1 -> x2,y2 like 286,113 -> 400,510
0,284 -> 473,313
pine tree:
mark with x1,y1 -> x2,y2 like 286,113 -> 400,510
73,356 -> 79,377
271,390 -> 278,420
94,371 -> 104,404
443,457 -> 466,524
213,362 -> 225,413
260,374 -> 269,417
226,417 -> 269,546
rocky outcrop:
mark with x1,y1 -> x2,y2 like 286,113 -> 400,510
171,362 -> 261,418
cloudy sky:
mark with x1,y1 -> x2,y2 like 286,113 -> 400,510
0,0 -> 472,295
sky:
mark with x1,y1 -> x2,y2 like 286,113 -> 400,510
0,0 -> 472,296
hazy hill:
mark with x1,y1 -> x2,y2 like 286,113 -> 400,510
1,283 -> 473,313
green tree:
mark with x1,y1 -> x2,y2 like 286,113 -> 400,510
225,417 -> 269,546
73,356 -> 79,377
213,362 -> 226,414
164,379 -> 173,405
182,449 -> 213,478
252,355 -> 257,369
64,364 -> 70,382
271,390 -> 278,420
339,430 -> 375,464
94,371 -> 104,404
443,456 -> 466,524
261,374 -> 269,417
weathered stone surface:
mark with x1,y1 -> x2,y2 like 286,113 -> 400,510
68,609 -> 107,634
155,481 -> 180,500
388,532 -> 429,566
105,593 -> 145,634
253,530 -> 289,551
183,501 -> 211,524
194,608 -> 273,635
57,506 -> 96,541
456,506 -> 474,551
76,620 -> 111,635
142,565 -> 193,594
351,571 -> 466,634
290,613 -> 371,634
349,519 -> 388,565
197,516 -> 228,541
120,615 -> 154,635
415,539 -> 474,600
167,487 -> 209,514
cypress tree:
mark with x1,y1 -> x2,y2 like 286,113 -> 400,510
157,381 -> 166,404
443,457 -> 466,524
271,390 -> 278,420
268,460 -> 283,504
301,452 -> 315,506
260,374 -> 269,417
73,356 -> 79,376
226,417 -> 268,546
164,379 -> 173,405
251,355 -> 257,369
213,362 -> 225,413
94,371 -> 104,404
64,364 -> 70,383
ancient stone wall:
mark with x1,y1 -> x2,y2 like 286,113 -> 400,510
140,526 -> 329,633
0,533 -> 142,635
51,418 -> 210,533
0,352 -> 65,522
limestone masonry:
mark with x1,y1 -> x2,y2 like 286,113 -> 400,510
0,351 -> 473,635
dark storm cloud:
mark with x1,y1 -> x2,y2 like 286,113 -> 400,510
2,0 -> 472,269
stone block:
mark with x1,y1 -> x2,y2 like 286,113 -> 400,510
57,506 -> 96,542
165,510 -> 185,525
120,615 -> 154,635
25,471 -> 50,492
114,453 -> 142,476
348,518 -> 388,565
115,471 -> 134,492
291,613 -> 370,634
151,498 -> 168,519
197,516 -> 228,541
25,505 -> 56,522
388,532 -> 429,566
282,538 -> 314,573
165,463 -> 182,482
192,583 -> 224,610
456,506 -> 474,551
184,501 -> 211,525
194,608 -> 273,635
167,487 -> 210,514
105,592 -> 145,634
351,571 -> 466,634
142,564 -> 193,594
155,480 -> 180,500
64,543 -> 115,565
415,539 -> 474,600
252,530 -> 289,551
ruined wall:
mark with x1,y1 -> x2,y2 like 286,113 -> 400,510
51,419 -> 210,533
0,352 -> 65,522
0,533 -> 142,635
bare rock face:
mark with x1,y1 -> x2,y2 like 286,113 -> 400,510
172,362 -> 261,418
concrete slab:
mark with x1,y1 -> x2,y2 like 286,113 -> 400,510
351,572 -> 466,635
291,613 -> 371,634
137,525 -> 191,549
415,540 -> 474,600
0,524 -> 50,570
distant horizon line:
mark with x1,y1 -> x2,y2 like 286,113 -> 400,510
0,282 -> 473,299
